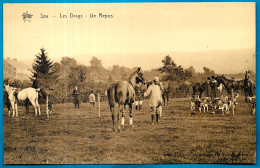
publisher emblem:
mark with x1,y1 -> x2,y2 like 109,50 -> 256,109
22,11 -> 33,22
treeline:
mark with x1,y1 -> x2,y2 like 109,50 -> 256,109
4,48 -> 255,101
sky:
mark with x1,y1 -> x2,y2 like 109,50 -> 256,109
3,3 -> 255,73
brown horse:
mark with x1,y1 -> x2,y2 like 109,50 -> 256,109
216,75 -> 237,95
160,82 -> 170,106
107,67 -> 145,132
191,82 -> 206,98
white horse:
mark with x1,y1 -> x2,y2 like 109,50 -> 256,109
4,84 -> 41,117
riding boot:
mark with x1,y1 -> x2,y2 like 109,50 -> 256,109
139,105 -> 142,110
136,105 -> 138,110
156,114 -> 159,123
75,104 -> 76,108
151,114 -> 154,125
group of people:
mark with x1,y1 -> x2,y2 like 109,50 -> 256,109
72,86 -> 100,109
204,76 -> 219,99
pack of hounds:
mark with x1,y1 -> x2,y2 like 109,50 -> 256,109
190,93 -> 240,115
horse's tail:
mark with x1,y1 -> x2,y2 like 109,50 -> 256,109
107,83 -> 117,108
127,85 -> 135,104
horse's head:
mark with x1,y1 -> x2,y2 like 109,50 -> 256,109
216,75 -> 226,84
4,84 -> 15,95
129,67 -> 145,86
4,84 -> 10,92
146,81 -> 153,88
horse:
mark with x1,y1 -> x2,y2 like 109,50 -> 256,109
160,82 -> 170,106
107,67 -> 145,132
244,79 -> 256,102
4,84 -> 41,117
216,75 -> 237,95
191,82 -> 206,98
4,90 -> 11,116
216,75 -> 255,101
233,79 -> 245,91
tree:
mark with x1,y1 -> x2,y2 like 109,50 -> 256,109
60,57 -> 78,68
32,47 -> 55,90
90,56 -> 102,69
33,48 -> 53,75
158,55 -> 191,82
203,67 -> 215,78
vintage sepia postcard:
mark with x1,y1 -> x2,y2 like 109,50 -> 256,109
3,2 -> 256,165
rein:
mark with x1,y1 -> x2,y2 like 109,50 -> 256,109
128,80 -> 134,87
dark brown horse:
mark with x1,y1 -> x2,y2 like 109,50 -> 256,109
216,75 -> 256,102
216,75 -> 236,95
160,82 -> 170,106
191,82 -> 206,98
107,67 -> 145,132
244,79 -> 256,102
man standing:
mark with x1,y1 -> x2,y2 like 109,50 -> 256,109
210,76 -> 218,98
143,77 -> 163,125
73,86 -> 80,108
205,77 -> 211,98
134,83 -> 145,111
89,91 -> 96,107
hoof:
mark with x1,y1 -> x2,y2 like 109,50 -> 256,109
131,125 -> 134,128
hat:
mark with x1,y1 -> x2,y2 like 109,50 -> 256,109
153,76 -> 159,82
207,77 -> 210,80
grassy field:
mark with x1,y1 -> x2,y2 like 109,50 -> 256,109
3,97 -> 256,164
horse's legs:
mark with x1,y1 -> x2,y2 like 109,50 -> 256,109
139,100 -> 142,110
11,101 -> 15,117
129,103 -> 134,127
110,106 -> 116,132
117,105 -> 121,132
30,98 -> 38,116
25,99 -> 30,114
15,103 -> 18,117
162,94 -> 166,106
7,102 -> 11,116
120,105 -> 125,129
166,93 -> 169,106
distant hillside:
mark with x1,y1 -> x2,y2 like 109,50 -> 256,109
16,48 -> 255,75
4,58 -> 32,81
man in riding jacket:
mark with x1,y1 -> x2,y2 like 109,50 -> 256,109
143,76 -> 163,125
73,86 -> 80,108
205,77 -> 211,98
210,76 -> 218,98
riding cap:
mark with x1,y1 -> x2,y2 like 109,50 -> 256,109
154,76 -> 159,82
